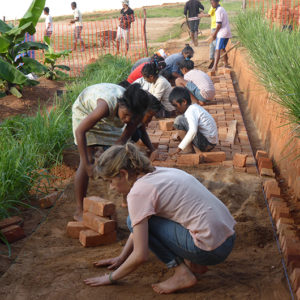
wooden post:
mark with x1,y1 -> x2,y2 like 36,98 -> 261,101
242,0 -> 247,10
143,8 -> 148,57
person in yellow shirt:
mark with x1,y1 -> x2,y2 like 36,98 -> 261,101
199,1 -> 221,69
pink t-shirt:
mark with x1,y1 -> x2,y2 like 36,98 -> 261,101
184,69 -> 216,101
127,167 -> 236,251
215,6 -> 232,39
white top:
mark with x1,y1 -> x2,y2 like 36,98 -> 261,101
179,103 -> 218,150
45,15 -> 53,32
215,6 -> 232,38
73,8 -> 83,27
149,75 -> 174,112
184,69 -> 216,100
133,77 -> 151,92
127,167 -> 236,251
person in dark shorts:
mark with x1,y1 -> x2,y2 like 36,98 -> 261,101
184,0 -> 204,46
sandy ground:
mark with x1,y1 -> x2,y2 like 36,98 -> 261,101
0,14 -> 291,300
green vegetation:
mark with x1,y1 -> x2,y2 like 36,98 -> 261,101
0,54 -> 131,226
236,11 -> 300,151
154,23 -> 182,43
0,0 -> 48,98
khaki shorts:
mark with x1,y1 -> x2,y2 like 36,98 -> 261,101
116,26 -> 130,45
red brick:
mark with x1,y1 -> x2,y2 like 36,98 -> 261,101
83,196 -> 116,217
39,191 -> 60,209
255,150 -> 268,160
157,144 -> 168,151
246,156 -> 256,166
260,168 -> 275,177
264,180 -> 281,199
290,268 -> 300,291
222,160 -> 233,167
159,120 -> 174,131
234,166 -> 246,173
272,206 -> 290,222
246,166 -> 257,174
283,240 -> 300,266
258,157 -> 273,171
0,216 -> 23,230
168,148 -> 178,155
83,212 -> 116,234
1,225 -> 25,243
79,230 -> 117,247
233,153 -> 248,168
203,151 -> 226,162
276,217 -> 294,230
207,71 -> 216,77
159,137 -> 170,145
66,221 -> 87,239
176,153 -> 201,165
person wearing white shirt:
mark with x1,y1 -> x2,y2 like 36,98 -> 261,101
169,87 -> 218,155
70,2 -> 85,51
211,0 -> 232,72
43,7 -> 53,37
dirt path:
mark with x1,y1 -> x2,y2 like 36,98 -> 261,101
0,17 -> 291,300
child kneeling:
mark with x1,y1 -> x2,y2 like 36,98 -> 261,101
169,87 -> 218,154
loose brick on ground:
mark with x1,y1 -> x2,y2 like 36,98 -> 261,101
203,151 -> 226,162
1,225 -> 25,243
225,120 -> 237,144
83,196 -> 115,217
79,230 -> 117,247
39,191 -> 60,209
258,157 -> 273,171
264,180 -> 281,199
159,120 -> 174,131
176,153 -> 201,165
246,166 -> 257,174
66,221 -> 87,239
83,212 -> 116,235
255,150 -> 268,160
260,168 -> 275,177
233,153 -> 248,168
0,216 -> 23,230
276,218 -> 294,230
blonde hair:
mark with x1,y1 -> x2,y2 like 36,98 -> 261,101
95,143 -> 154,179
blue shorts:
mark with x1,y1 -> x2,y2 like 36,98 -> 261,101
186,81 -> 207,102
216,38 -> 229,50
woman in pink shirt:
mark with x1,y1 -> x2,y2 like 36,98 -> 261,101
84,143 -> 236,294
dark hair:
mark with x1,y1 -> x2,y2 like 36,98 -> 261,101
147,94 -> 163,112
71,2 -> 77,7
141,54 -> 166,78
159,69 -> 172,81
44,7 -> 50,13
118,80 -> 130,89
182,44 -> 194,56
169,87 -> 191,105
118,83 -> 149,116
178,59 -> 194,70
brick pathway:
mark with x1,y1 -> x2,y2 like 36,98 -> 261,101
142,68 -> 256,173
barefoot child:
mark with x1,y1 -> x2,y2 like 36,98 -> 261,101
141,60 -> 175,117
84,143 -> 236,294
210,0 -> 231,72
176,59 -> 215,105
72,83 -> 149,220
169,87 -> 218,155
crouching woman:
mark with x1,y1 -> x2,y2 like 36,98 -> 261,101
84,143 -> 236,294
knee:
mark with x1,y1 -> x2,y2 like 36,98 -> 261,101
175,77 -> 185,87
127,215 -> 133,232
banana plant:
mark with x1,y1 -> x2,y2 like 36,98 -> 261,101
43,36 -> 71,80
0,0 -> 47,98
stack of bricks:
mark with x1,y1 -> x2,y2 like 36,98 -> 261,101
146,68 -> 256,173
256,150 -> 276,177
263,179 -> 300,298
0,216 -> 25,243
66,196 -> 117,247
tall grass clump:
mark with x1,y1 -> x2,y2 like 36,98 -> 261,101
0,54 -> 132,220
235,11 -> 300,149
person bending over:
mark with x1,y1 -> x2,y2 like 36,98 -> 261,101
176,59 -> 215,105
141,60 -> 175,117
161,44 -> 194,85
210,0 -> 231,72
84,143 -> 236,294
72,83 -> 149,221
169,87 -> 218,155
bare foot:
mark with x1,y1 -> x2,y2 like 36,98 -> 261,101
184,259 -> 208,275
152,263 -> 197,294
73,211 -> 83,222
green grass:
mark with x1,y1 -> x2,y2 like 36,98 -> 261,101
0,55 -> 132,222
235,10 -> 300,155
154,23 -> 182,43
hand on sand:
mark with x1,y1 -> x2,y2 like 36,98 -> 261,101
84,274 -> 111,286
93,256 -> 123,270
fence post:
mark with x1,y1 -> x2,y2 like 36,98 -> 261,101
242,0 -> 247,10
143,8 -> 148,57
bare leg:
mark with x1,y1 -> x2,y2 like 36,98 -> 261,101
194,32 -> 198,47
223,50 -> 230,67
152,262 -> 197,294
80,39 -> 85,52
73,40 -> 77,51
184,259 -> 208,275
74,147 -> 95,221
211,49 -> 221,72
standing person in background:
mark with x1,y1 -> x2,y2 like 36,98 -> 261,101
210,0 -> 231,72
199,1 -> 221,69
116,0 -> 135,55
70,2 -> 85,52
43,7 -> 53,38
184,0 -> 204,47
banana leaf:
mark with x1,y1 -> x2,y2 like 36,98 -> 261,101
0,20 -> 12,34
0,36 -> 11,53
21,57 -> 47,75
13,42 -> 48,56
19,0 -> 46,30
